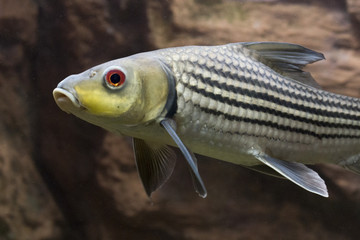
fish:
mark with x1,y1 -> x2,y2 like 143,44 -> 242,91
53,42 -> 360,198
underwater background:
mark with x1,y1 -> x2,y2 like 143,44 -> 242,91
1,0 -> 360,239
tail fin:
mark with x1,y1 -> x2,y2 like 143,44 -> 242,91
339,155 -> 360,175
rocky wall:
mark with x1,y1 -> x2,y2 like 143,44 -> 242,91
1,0 -> 360,239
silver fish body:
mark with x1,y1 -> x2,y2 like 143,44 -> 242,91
53,42 -> 360,198
154,43 -> 360,168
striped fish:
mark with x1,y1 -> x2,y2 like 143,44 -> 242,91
53,42 -> 360,198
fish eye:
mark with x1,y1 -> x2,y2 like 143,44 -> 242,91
104,68 -> 126,88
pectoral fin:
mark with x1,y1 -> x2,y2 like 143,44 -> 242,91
255,154 -> 328,197
185,148 -> 208,198
133,138 -> 176,197
160,118 -> 207,198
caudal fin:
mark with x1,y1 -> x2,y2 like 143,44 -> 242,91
340,156 -> 360,175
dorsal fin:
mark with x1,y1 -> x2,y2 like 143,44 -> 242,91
240,42 -> 325,89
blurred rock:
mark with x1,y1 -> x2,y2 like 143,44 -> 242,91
1,0 -> 360,239
348,0 -> 360,46
0,0 -> 64,240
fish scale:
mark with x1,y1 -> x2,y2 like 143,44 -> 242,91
156,44 -> 360,165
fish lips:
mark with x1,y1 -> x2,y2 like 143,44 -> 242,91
53,87 -> 84,114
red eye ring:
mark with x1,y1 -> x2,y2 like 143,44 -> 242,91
105,69 -> 126,87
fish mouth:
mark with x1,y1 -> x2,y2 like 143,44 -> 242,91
53,88 -> 84,113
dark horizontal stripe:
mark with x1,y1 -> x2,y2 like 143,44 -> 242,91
186,69 -> 360,125
194,103 -> 360,140
191,61 -> 360,115
185,82 -> 360,133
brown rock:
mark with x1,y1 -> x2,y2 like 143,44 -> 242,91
1,0 -> 360,239
348,0 -> 360,49
0,0 -> 64,239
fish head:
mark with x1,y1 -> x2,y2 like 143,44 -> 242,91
53,54 -> 172,131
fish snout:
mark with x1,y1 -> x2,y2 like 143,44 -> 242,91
53,87 -> 81,114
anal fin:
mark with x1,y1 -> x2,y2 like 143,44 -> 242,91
133,138 -> 176,197
255,154 -> 328,197
247,164 -> 285,179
